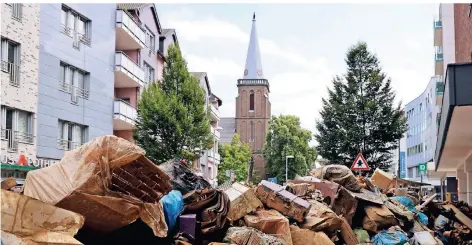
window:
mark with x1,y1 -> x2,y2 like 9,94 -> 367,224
249,90 -> 254,111
1,37 -> 20,86
145,27 -> 155,54
250,121 -> 254,142
57,120 -> 88,151
61,5 -> 91,47
11,3 -> 22,21
143,62 -> 154,83
419,103 -> 422,112
59,62 -> 89,103
1,106 -> 34,152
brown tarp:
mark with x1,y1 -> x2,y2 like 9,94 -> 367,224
183,189 -> 230,234
362,205 -> 398,233
290,225 -> 334,245
1,189 -> 84,244
22,135 -> 172,236
244,209 -> 293,245
301,200 -> 342,233
310,165 -> 361,192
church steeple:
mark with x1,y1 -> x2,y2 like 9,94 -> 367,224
243,12 -> 264,80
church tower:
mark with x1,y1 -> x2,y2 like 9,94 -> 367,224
235,13 -> 271,182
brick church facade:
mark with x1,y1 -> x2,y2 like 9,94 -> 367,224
220,13 -> 271,182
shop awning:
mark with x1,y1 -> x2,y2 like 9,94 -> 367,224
1,164 -> 37,171
435,62 -> 472,171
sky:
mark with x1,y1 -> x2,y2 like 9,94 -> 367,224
157,4 -> 439,140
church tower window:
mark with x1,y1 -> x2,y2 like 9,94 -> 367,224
249,90 -> 254,111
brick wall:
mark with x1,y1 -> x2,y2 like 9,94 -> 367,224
454,4 -> 472,63
1,4 -> 40,161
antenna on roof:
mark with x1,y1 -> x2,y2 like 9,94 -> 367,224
253,12 -> 256,21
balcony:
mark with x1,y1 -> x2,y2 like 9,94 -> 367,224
115,10 -> 145,50
113,98 -> 137,130
115,52 -> 145,88
210,126 -> 220,139
436,81 -> 445,96
433,20 -> 442,29
1,61 -> 20,87
1,129 -> 34,152
207,150 -> 221,164
57,139 -> 81,151
209,104 -> 220,122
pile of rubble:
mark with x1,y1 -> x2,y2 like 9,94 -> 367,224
2,135 -> 472,245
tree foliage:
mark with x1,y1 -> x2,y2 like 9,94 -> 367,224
263,115 -> 317,182
134,44 -> 213,164
217,134 -> 251,184
315,41 -> 407,172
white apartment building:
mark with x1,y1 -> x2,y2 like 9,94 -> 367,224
1,3 -> 41,184
191,72 -> 222,187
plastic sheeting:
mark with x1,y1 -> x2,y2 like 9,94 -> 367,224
1,189 -> 84,245
22,135 -> 172,236
159,159 -> 212,195
372,227 -> 408,245
390,196 -> 428,225
161,190 -> 184,234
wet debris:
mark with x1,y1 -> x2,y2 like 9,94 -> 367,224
4,136 -> 472,245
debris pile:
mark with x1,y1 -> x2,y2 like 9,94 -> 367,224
2,135 -> 472,245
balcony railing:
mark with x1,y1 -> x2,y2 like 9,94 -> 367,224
210,126 -> 220,139
114,98 -> 137,122
116,10 -> 146,49
59,81 -> 90,99
210,104 -> 220,121
115,51 -> 145,87
57,139 -> 81,151
436,81 -> 445,96
435,53 -> 444,61
434,20 -> 442,29
1,61 -> 20,86
1,129 -> 34,152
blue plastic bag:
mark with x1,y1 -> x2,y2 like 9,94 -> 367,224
372,230 -> 409,245
160,190 -> 184,234
389,196 -> 428,225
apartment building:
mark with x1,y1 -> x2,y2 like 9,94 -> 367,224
113,3 -> 166,142
191,72 -> 222,187
420,3 -> 472,201
1,3 -> 40,184
35,4 -> 115,163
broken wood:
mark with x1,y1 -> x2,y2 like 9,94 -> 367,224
339,217 -> 358,245
443,204 -> 472,230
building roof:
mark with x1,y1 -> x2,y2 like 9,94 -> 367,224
190,72 -> 211,94
210,93 -> 222,107
117,3 -> 162,34
220,117 -> 236,144
161,28 -> 179,46
242,13 -> 264,80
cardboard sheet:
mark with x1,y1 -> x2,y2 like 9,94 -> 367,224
22,135 -> 172,236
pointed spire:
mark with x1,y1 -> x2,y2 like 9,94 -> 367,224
243,12 -> 264,80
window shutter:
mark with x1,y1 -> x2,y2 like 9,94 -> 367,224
65,66 -> 72,86
0,40 -> 8,62
12,110 -> 19,132
62,122 -> 68,140
27,113 -> 33,135
1,107 -> 6,129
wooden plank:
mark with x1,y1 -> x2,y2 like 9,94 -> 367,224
443,204 -> 472,230
339,217 -> 358,245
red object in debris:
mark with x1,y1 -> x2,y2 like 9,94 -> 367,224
350,153 -> 371,171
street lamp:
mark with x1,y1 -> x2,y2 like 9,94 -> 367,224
286,155 -> 294,184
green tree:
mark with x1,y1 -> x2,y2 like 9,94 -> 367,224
315,41 -> 407,172
217,134 -> 251,184
263,115 -> 317,182
134,44 -> 213,164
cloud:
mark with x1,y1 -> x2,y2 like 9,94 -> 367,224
159,9 -> 335,136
